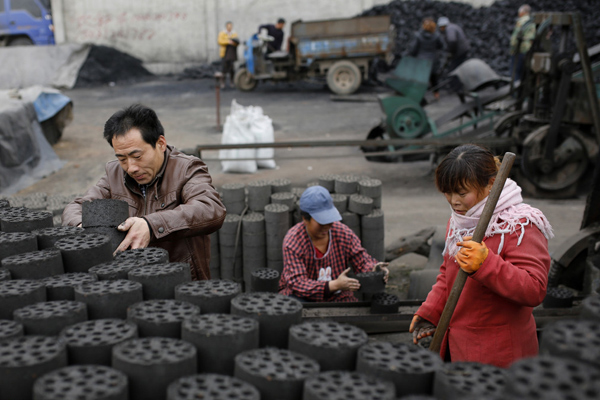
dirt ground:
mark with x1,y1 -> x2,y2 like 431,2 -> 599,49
17,76 -> 587,297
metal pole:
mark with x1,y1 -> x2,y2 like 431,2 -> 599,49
214,72 -> 223,132
429,152 -> 516,354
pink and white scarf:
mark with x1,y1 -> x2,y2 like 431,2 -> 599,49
443,178 -> 554,257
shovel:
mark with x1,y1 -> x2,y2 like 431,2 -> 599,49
429,152 -> 516,353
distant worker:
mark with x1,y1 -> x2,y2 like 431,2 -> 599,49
437,17 -> 470,73
509,4 -> 535,83
258,18 -> 286,54
279,186 -> 389,302
217,21 -> 239,89
409,17 -> 445,100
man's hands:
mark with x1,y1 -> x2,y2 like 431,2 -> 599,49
409,314 -> 436,345
455,236 -> 489,274
374,262 -> 390,284
329,268 -> 360,292
114,217 -> 151,256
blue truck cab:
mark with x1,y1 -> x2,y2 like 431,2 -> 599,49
0,0 -> 54,46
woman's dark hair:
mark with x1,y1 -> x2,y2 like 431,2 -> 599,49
435,144 -> 499,194
300,210 -> 311,221
103,104 -> 164,148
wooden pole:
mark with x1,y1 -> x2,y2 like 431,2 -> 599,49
429,152 -> 516,354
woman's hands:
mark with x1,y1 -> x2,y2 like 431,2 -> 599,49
374,262 -> 390,283
455,235 -> 489,274
409,314 -> 436,345
329,268 -> 360,292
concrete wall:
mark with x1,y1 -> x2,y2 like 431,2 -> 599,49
51,0 -> 495,73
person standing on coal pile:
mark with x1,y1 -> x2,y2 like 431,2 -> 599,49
279,186 -> 389,302
509,4 -> 535,83
218,21 -> 239,89
437,16 -> 470,73
258,18 -> 286,54
62,104 -> 226,281
408,17 -> 445,101
409,144 -> 554,367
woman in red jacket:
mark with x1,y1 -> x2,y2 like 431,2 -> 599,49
409,144 -> 554,367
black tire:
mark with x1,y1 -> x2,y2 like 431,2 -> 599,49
234,68 -> 257,91
9,37 -> 34,46
326,60 -> 362,95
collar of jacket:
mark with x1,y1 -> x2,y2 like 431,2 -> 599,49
123,145 -> 172,198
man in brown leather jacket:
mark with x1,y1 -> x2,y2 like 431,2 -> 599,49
62,104 -> 226,280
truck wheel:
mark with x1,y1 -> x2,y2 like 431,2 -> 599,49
9,37 -> 34,46
326,61 -> 362,95
234,68 -> 257,91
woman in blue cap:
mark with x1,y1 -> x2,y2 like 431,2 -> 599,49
279,186 -> 389,302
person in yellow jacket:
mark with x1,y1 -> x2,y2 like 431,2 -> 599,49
218,22 -> 239,89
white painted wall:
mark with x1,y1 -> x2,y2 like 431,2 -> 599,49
51,0 -> 495,73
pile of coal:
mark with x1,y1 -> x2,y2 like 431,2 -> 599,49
361,0 -> 600,76
178,61 -> 222,80
75,45 -> 153,87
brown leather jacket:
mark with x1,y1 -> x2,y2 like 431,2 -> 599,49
62,146 -> 226,280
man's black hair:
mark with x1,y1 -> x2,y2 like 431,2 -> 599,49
277,18 -> 286,24
300,210 -> 311,221
103,104 -> 165,148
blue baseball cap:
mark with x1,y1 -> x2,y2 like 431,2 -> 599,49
299,186 -> 342,225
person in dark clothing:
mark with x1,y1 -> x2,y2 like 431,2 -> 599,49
258,18 -> 286,54
437,17 -> 470,72
409,17 -> 445,100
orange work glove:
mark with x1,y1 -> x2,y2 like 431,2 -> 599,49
455,236 -> 489,274
409,314 -> 436,345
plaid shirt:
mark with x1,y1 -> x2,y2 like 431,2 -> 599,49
279,221 -> 377,302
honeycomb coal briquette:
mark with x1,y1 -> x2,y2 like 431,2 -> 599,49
13,300 -> 87,336
291,187 -> 305,198
128,263 -> 191,300
341,212 -> 361,238
0,231 -> 38,260
246,180 -> 272,212
167,373 -> 260,400
84,226 -> 126,253
43,272 -> 98,301
540,319 -> 600,369
234,347 -> 319,400
32,226 -> 84,249
249,268 -> 280,292
0,335 -> 67,400
356,341 -> 443,396
288,321 -> 368,371
271,192 -> 296,209
74,280 -> 143,319
0,199 -> 9,208
433,361 -> 507,400
506,356 -> 600,400
114,247 -> 170,265
0,279 -> 46,319
175,279 -> 241,314
1,248 -> 64,279
209,231 -> 221,279
334,175 -> 361,195
242,213 -> 267,285
0,319 -> 23,341
355,270 -> 386,294
33,364 -> 128,400
127,299 -> 200,338
270,178 -> 292,193
358,178 -> 383,198
89,259 -> 147,280
0,210 -> 53,233
219,214 -> 243,282
303,370 -> 395,400
0,268 -> 10,281
543,286 -> 575,308
221,183 -> 246,215
44,194 -> 72,216
331,194 -> 348,213
112,337 -> 197,400
60,318 -> 138,366
264,204 -> 290,273
231,292 -> 302,348
54,233 -> 113,273
182,313 -> 259,375
581,295 -> 600,322
348,194 -> 374,216
82,199 -> 130,228
370,293 -> 400,314
317,174 -> 338,193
